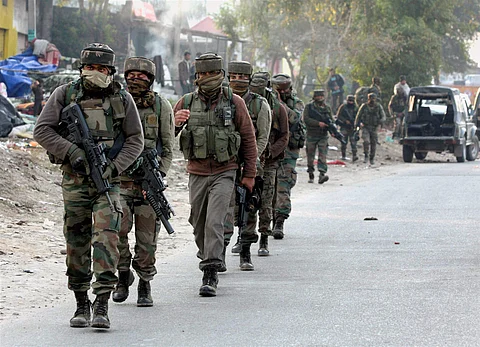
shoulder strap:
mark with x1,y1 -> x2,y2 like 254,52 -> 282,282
183,93 -> 194,110
65,79 -> 81,104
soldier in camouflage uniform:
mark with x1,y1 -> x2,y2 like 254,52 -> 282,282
33,43 -> 144,329
355,93 -> 386,165
303,89 -> 334,184
173,53 -> 257,297
388,86 -> 407,139
112,57 -> 174,307
224,61 -> 271,270
249,72 -> 289,253
271,73 -> 305,239
336,95 -> 358,161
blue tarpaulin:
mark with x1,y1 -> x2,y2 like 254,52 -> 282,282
0,46 -> 58,97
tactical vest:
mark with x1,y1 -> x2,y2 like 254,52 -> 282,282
139,94 -> 162,151
285,95 -> 306,149
390,94 -> 406,113
361,103 -> 382,127
179,87 -> 241,163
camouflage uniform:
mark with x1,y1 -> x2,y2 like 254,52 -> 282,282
388,88 -> 407,139
114,57 -> 174,306
33,43 -> 144,328
355,93 -> 386,165
303,91 -> 334,180
272,74 -> 305,226
336,95 -> 358,160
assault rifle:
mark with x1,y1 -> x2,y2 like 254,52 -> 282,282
130,149 -> 175,234
235,177 -> 263,238
308,104 -> 347,145
61,103 -> 115,211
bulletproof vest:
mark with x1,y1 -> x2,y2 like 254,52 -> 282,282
179,87 -> 241,163
391,94 -> 406,113
139,94 -> 162,150
309,103 -> 330,122
339,104 -> 356,124
284,95 -> 306,149
361,103 -> 382,127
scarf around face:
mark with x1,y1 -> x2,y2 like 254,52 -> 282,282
127,78 -> 155,108
81,70 -> 113,91
195,72 -> 224,98
229,79 -> 249,95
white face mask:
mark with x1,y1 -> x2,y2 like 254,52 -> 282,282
82,69 -> 113,89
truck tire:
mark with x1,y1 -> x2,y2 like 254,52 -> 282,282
403,145 -> 414,163
466,135 -> 479,161
414,152 -> 427,160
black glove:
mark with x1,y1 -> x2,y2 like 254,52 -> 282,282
68,144 -> 90,175
102,160 -> 118,180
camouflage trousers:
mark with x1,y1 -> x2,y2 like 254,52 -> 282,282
392,113 -> 404,138
118,181 -> 160,282
62,172 -> 121,295
361,126 -> 379,158
274,148 -> 299,221
306,135 -> 329,174
189,170 -> 236,271
340,128 -> 358,156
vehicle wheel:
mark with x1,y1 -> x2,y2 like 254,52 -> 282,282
414,152 -> 427,160
456,142 -> 466,162
466,135 -> 479,161
403,145 -> 414,163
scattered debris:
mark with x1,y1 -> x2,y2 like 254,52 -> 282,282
364,217 -> 378,221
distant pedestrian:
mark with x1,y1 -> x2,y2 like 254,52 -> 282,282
326,68 -> 344,113
178,51 -> 192,95
31,79 -> 44,116
393,75 -> 410,97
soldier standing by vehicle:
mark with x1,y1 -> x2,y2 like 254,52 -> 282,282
271,73 -> 305,240
249,72 -> 289,251
303,89 -> 334,184
224,61 -> 271,270
112,57 -> 174,307
388,86 -> 407,139
355,93 -> 386,165
33,43 -> 144,329
173,53 -> 257,296
336,94 -> 359,161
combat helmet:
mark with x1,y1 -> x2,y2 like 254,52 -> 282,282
228,61 -> 253,76
271,73 -> 292,90
80,43 -> 116,74
195,53 -> 224,73
124,57 -> 156,83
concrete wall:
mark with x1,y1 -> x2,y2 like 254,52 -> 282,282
0,0 -> 17,59
13,0 -> 29,35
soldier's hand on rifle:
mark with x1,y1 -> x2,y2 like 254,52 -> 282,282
319,121 -> 327,128
174,109 -> 190,127
241,176 -> 255,193
67,144 -> 90,175
101,160 -> 118,180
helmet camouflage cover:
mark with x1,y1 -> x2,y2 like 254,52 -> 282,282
250,71 -> 271,87
80,43 -> 116,71
228,61 -> 252,75
195,53 -> 223,73
271,73 -> 292,90
124,57 -> 156,79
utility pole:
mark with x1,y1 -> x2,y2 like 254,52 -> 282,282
28,0 -> 36,41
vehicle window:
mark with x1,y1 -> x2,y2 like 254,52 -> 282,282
421,98 -> 447,114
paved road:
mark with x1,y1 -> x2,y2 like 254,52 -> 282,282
1,162 -> 479,346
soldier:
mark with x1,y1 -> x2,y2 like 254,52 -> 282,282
33,43 -> 144,329
249,71 -> 289,251
326,67 -> 345,113
355,93 -> 386,165
112,57 -> 174,306
271,73 -> 305,239
224,61 -> 271,270
336,94 -> 359,161
388,86 -> 407,139
303,89 -> 334,184
368,76 -> 382,104
173,53 -> 257,296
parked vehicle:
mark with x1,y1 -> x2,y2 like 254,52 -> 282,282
474,87 -> 480,138
400,86 -> 479,162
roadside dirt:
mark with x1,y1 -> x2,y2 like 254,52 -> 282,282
0,130 -> 457,324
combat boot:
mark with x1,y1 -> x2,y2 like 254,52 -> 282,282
352,151 -> 359,162
231,236 -> 241,254
363,154 -> 369,163
370,156 -> 375,165
218,243 -> 227,273
70,291 -> 91,328
112,269 -> 134,303
341,150 -> 347,161
258,234 -> 269,256
272,219 -> 284,240
91,293 -> 110,329
239,244 -> 254,271
199,266 -> 218,297
308,172 -> 314,183
318,173 -> 329,184
137,279 -> 153,307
